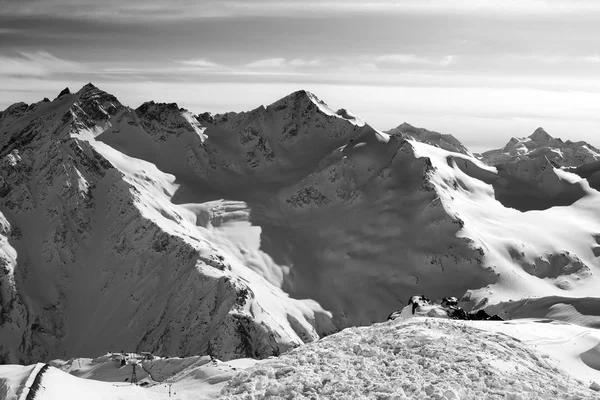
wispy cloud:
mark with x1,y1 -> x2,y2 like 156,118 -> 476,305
246,58 -> 288,68
246,58 -> 322,68
289,58 -> 323,67
180,58 -> 221,68
376,54 -> 459,66
0,51 -> 82,77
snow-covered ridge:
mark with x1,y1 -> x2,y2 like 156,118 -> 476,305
1,84 -> 600,371
386,122 -> 472,156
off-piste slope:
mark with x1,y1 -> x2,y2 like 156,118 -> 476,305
1,84 -> 600,366
480,127 -> 600,167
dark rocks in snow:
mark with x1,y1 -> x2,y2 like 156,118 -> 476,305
388,294 -> 503,322
408,295 -> 431,314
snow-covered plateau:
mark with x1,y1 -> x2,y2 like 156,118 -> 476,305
1,84 -> 600,398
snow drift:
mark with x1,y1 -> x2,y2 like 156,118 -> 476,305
221,317 -> 599,399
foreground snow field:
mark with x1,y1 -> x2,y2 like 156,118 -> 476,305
220,318 -> 600,400
1,317 -> 599,399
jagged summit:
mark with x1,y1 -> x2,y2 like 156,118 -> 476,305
136,100 -> 181,113
56,87 -> 71,99
77,82 -> 98,93
385,122 -> 471,155
529,127 -> 553,142
265,89 -> 366,128
481,127 -> 600,167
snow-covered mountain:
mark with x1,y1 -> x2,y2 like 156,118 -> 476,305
480,127 -> 600,167
386,122 -> 472,156
1,84 -> 600,368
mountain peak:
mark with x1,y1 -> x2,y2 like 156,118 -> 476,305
392,122 -> 417,133
266,90 -> 365,127
56,87 -> 71,99
529,127 -> 553,142
385,122 -> 471,155
76,82 -> 99,95
136,101 -> 181,115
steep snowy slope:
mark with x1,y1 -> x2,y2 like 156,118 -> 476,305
0,85 -> 334,364
419,143 -> 600,308
481,127 -> 600,167
1,84 -> 600,367
567,160 -> 600,192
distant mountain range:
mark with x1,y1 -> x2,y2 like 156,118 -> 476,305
480,127 -> 600,167
1,84 -> 599,365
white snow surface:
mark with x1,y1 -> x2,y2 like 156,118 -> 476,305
2,316 -> 599,399
410,140 -> 600,307
0,364 -> 34,400
221,318 -> 600,399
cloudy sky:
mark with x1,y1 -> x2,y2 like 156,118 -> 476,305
1,0 -> 600,151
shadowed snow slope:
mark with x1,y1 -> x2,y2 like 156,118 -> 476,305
1,84 -> 600,365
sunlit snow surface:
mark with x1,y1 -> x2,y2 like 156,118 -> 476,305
221,318 -> 600,399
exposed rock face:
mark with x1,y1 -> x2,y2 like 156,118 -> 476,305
1,85 -> 599,365
386,122 -> 471,156
480,127 -> 600,167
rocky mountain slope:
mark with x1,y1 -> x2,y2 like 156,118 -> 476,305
1,84 -> 600,366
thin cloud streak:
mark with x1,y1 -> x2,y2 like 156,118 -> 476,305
376,54 -> 459,66
5,51 -> 600,93
180,58 -> 222,68
245,58 -> 323,69
0,51 -> 82,77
